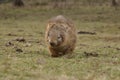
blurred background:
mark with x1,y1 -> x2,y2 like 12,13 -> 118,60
0,0 -> 120,8
0,0 -> 120,22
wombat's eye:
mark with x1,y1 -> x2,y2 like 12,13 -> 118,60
58,36 -> 61,39
48,33 -> 50,36
58,36 -> 62,41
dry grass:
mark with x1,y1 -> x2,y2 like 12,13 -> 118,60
0,3 -> 120,80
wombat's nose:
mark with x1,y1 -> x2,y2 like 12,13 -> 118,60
50,42 -> 55,46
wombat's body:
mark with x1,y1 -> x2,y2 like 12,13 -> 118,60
45,15 -> 77,57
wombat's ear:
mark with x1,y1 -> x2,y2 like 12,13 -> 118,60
66,27 -> 71,32
49,23 -> 56,28
47,23 -> 54,30
63,24 -> 71,32
47,23 -> 52,26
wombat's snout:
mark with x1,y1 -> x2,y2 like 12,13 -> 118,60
50,42 -> 56,46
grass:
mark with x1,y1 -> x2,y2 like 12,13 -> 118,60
0,3 -> 120,80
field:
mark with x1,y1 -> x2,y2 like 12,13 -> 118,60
0,3 -> 120,80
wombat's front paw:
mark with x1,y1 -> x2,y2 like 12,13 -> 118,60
51,54 -> 59,57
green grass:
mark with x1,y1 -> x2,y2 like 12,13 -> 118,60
0,4 -> 120,80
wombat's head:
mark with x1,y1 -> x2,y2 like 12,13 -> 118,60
47,24 -> 66,47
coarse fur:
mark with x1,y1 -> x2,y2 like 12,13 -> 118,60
45,15 -> 77,57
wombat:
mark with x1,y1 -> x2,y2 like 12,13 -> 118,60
45,15 -> 77,57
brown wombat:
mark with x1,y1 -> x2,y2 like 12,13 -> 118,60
45,15 -> 77,57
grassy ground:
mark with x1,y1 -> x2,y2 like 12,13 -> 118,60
0,4 -> 120,80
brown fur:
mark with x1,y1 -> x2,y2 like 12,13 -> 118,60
45,15 -> 77,57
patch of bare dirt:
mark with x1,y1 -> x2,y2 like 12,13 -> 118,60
84,52 -> 98,57
16,48 -> 23,53
7,33 -> 17,36
14,37 -> 26,42
5,41 -> 14,47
